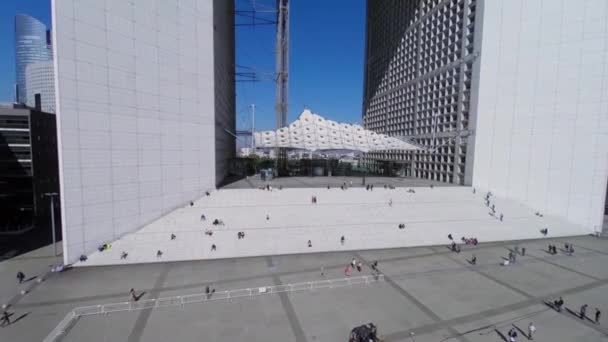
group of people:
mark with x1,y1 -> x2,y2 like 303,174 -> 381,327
365,184 -> 374,191
345,258 -> 364,276
550,297 -> 602,324
461,236 -> 479,245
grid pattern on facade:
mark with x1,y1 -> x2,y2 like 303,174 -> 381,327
363,0 -> 477,184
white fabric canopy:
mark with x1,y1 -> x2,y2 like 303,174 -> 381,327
254,110 -> 418,152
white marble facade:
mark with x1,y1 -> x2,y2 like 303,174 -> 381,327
52,0 -> 231,264
472,0 -> 608,233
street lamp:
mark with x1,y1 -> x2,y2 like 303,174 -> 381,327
44,192 -> 59,256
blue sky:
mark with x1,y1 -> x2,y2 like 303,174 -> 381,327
0,0 -> 366,130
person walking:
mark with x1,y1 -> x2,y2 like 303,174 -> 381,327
508,327 -> 518,342
340,236 -> 345,245
345,265 -> 351,277
1,310 -> 11,326
211,244 -> 217,251
528,322 -> 536,340
521,247 -> 526,256
307,240 -> 312,248
356,261 -> 363,272
580,304 -> 588,319
595,308 -> 601,324
129,288 -> 138,302
471,254 -> 477,265
16,271 -> 25,284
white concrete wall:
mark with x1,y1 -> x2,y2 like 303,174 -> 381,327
472,0 -> 608,232
52,0 -> 221,263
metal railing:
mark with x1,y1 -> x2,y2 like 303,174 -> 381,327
43,274 -> 384,342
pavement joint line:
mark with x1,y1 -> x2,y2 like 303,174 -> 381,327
265,256 -> 307,342
570,242 -> 608,257
126,263 -> 171,342
352,252 -> 473,342
503,246 -> 602,281
6,270 -> 57,307
441,250 -> 535,300
12,239 -> 559,310
384,276 -> 608,341
555,305 -> 608,336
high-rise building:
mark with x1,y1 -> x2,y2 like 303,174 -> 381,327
363,0 -> 477,184
25,61 -> 56,113
15,14 -> 53,105
0,104 -> 60,237
52,0 -> 236,263
363,0 -> 608,232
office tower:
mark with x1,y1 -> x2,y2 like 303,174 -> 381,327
0,104 -> 60,236
25,61 -> 56,113
363,0 -> 608,231
52,0 -> 236,263
15,14 -> 53,105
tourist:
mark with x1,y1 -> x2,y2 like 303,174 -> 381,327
308,240 -> 312,248
471,254 -> 477,265
327,185 -> 330,189
121,251 -> 128,259
79,254 -> 88,262
211,244 -> 217,251
521,247 -> 526,256
472,187 -> 476,194
508,327 -> 517,342
201,214 -> 206,221
580,304 -> 588,319
190,201 -> 194,206
448,234 -> 453,240
351,258 -> 357,268
528,322 -> 536,340
541,228 -> 548,236
266,214 -> 270,221
320,266 -> 324,277
356,261 -> 363,272
341,236 -> 345,245
371,260 -> 378,273
568,245 -> 574,256
129,288 -> 138,302
345,265 -> 351,277
171,234 -> 176,240
595,308 -> 601,324
205,285 -> 216,299
1,310 -> 12,326
156,250 -> 163,258
371,184 -> 374,190
16,271 -> 25,284
389,199 -> 393,207
451,241 -> 457,252
554,297 -> 564,312
499,213 -> 504,221
205,191 -> 210,196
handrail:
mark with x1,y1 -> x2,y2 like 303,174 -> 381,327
43,274 -> 384,341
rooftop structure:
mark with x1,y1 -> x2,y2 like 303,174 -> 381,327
254,109 -> 420,152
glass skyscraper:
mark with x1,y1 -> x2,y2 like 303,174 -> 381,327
15,14 -> 53,104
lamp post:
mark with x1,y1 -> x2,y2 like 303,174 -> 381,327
44,192 -> 58,256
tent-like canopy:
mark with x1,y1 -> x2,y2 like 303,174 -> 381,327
254,110 -> 419,152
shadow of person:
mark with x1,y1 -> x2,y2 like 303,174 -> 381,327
134,292 -> 147,301
11,312 -> 30,325
24,276 -> 37,283
511,323 -> 527,339
494,329 -> 509,342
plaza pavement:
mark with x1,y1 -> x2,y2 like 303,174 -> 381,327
81,179 -> 589,265
1,236 -> 608,341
